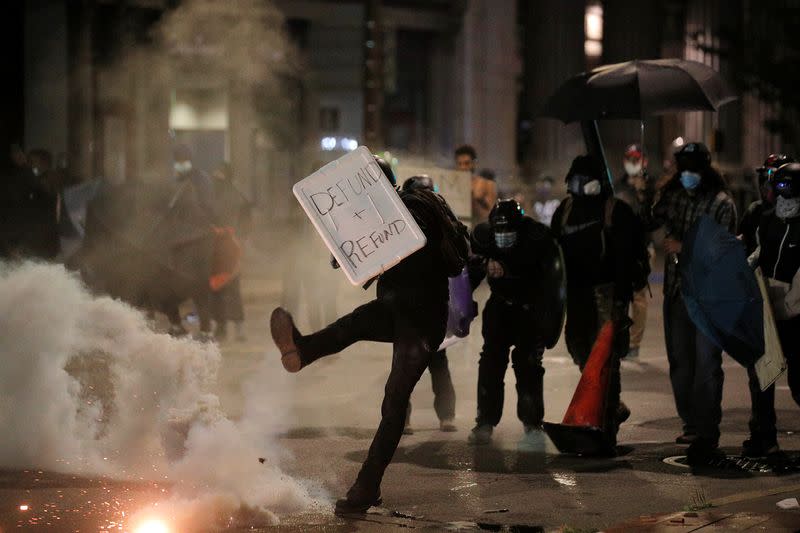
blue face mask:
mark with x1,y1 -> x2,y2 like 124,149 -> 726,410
494,231 -> 517,249
680,171 -> 701,190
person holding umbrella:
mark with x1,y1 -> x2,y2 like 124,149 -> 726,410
646,142 -> 737,464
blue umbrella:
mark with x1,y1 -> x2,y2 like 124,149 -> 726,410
680,215 -> 763,366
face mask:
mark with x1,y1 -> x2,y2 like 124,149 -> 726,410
174,161 -> 192,175
624,161 -> 642,176
494,231 -> 517,249
32,167 -> 40,177
680,171 -> 701,190
583,179 -> 602,196
776,196 -> 800,220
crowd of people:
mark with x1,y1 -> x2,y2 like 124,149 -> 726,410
0,143 -> 251,344
271,141 -> 800,513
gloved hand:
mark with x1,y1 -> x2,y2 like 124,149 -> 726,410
487,259 -> 505,278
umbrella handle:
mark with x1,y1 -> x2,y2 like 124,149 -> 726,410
581,120 -> 614,193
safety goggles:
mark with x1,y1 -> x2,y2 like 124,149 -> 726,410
773,179 -> 798,198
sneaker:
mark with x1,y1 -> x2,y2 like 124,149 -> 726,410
334,486 -> 382,515
675,432 -> 698,445
440,419 -> 457,432
468,424 -> 493,445
270,308 -> 303,373
524,423 -> 543,435
626,347 -> 640,359
742,436 -> 781,458
686,440 -> 725,466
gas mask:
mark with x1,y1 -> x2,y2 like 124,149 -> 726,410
624,160 -> 643,177
776,196 -> 800,220
174,161 -> 193,175
494,231 -> 517,249
567,174 -> 602,197
680,171 -> 701,191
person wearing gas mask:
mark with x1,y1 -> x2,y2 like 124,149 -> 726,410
270,159 -> 468,514
551,155 -> 640,449
467,199 -> 562,445
745,162 -> 800,457
400,175 -> 457,435
646,142 -> 736,464
739,154 -> 795,256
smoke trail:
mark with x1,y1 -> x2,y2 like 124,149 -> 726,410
0,261 -> 323,528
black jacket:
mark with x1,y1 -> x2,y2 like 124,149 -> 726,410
551,194 -> 638,304
758,210 -> 800,285
377,189 -> 451,308
470,216 -> 558,305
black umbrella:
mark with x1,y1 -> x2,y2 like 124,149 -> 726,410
540,58 -> 737,123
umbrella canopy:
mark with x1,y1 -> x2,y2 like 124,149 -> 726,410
680,215 -> 763,367
540,59 -> 737,123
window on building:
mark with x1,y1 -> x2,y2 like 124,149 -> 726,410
584,2 -> 603,67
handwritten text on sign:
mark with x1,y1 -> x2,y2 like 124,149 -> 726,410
292,147 -> 426,286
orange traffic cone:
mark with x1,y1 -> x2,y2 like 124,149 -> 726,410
543,320 -> 617,456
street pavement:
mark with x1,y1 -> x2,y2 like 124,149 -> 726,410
2,258 -> 800,532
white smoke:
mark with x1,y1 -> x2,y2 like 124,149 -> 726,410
0,261 -> 324,528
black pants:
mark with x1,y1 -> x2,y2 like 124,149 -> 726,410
297,296 -> 447,495
748,317 -> 800,443
564,286 -> 624,436
408,350 -> 456,424
663,291 -> 724,444
211,276 -> 245,324
476,295 -> 545,428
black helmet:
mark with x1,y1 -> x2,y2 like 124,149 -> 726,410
489,199 -> 524,230
772,163 -> 800,198
757,153 -> 795,185
674,142 -> 711,172
565,154 -> 605,196
401,175 -> 435,192
374,155 -> 396,186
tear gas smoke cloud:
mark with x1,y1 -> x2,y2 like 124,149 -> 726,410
0,262 -> 325,527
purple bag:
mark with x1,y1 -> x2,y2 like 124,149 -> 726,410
446,267 -> 478,338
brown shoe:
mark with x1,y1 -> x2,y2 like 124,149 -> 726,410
270,308 -> 303,373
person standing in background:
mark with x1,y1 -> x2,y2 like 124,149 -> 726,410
210,162 -> 251,342
455,144 -> 497,224
615,144 -> 654,359
532,175 -> 560,227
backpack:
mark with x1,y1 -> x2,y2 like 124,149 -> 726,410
404,188 -> 470,277
559,195 -> 651,292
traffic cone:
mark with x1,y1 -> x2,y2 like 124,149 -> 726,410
543,320 -> 617,456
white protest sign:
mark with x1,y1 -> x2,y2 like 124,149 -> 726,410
754,268 -> 787,391
396,166 -> 472,222
292,147 -> 427,286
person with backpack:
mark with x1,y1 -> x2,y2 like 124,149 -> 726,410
270,157 -> 469,514
467,199 -> 562,445
400,175 -> 458,435
644,142 -> 737,464
551,155 -> 640,449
